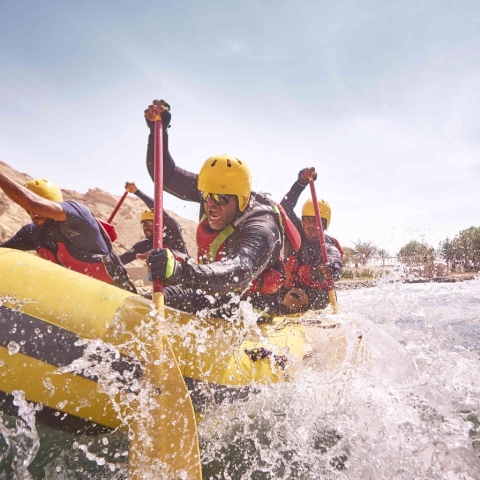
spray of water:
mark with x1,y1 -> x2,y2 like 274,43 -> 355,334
2,280 -> 480,479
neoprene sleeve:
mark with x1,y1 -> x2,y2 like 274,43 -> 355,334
144,113 -> 283,295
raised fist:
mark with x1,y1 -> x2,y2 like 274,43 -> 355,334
124,181 -> 137,193
298,167 -> 317,185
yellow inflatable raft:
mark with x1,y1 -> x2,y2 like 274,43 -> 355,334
0,247 -> 347,436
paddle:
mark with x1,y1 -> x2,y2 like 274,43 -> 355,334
128,111 -> 202,479
151,114 -> 164,305
309,178 -> 339,314
97,191 -> 128,243
107,191 -> 128,223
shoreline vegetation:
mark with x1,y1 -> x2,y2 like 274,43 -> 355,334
335,272 -> 480,290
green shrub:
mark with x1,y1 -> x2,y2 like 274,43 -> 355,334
341,268 -> 382,279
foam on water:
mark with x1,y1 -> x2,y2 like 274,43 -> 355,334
1,279 -> 480,479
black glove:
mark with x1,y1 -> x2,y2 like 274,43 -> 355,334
297,168 -> 317,186
311,262 -> 338,282
328,261 -> 341,281
310,263 -> 326,282
148,248 -> 178,283
154,99 -> 171,110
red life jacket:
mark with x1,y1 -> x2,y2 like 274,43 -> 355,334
284,255 -> 327,290
97,218 -> 117,242
196,205 -> 287,295
37,243 -> 115,284
285,234 -> 342,290
276,203 -> 301,252
196,220 -> 231,264
34,218 -> 131,288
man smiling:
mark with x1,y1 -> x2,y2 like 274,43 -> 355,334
141,100 -> 287,315
119,181 -> 187,266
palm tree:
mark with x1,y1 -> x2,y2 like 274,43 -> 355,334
352,240 -> 378,266
377,248 -> 389,267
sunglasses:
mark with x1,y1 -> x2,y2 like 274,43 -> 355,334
198,191 -> 232,205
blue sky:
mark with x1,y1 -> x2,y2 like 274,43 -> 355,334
1,0 -> 479,254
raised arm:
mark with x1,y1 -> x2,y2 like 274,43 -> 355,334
280,168 -> 317,215
144,102 -> 199,203
0,173 -> 66,221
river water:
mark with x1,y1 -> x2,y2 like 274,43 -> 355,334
1,278 -> 480,479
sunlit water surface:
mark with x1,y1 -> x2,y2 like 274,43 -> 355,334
2,278 -> 480,479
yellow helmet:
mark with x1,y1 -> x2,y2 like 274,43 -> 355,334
140,209 -> 154,223
24,179 -> 63,202
197,154 -> 251,211
302,199 -> 331,230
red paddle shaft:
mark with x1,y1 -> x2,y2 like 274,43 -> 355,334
153,116 -> 164,295
107,191 -> 128,223
309,179 -> 338,312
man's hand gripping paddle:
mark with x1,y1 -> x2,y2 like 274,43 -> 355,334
128,109 -> 202,479
309,177 -> 339,314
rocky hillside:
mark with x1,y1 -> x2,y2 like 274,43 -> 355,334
0,160 -> 198,268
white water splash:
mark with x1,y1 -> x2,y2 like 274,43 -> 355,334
2,280 -> 480,478
0,391 -> 40,479
198,280 -> 480,479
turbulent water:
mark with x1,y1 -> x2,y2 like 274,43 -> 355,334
1,278 -> 480,479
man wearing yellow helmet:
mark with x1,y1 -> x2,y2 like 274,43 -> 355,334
279,167 -> 343,312
141,100 -> 288,315
0,173 -> 135,292
119,181 -> 187,266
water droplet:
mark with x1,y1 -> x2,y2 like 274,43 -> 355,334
8,341 -> 20,354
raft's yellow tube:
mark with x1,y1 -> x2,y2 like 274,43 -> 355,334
0,248 -> 314,428
1,247 -> 347,409
0,248 -> 142,428
0,248 -> 204,477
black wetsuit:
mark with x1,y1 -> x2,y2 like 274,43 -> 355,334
280,179 -> 342,311
119,189 -> 187,265
145,113 -> 283,315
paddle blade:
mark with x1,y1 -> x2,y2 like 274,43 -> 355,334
128,333 -> 202,479
328,289 -> 339,314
